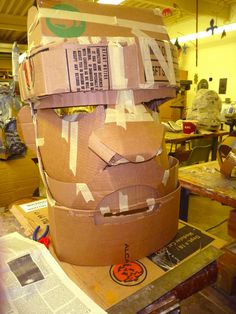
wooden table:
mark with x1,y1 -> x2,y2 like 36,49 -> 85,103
178,161 -> 236,221
165,129 -> 229,160
0,201 -> 225,314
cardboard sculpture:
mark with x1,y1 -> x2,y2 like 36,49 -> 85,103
19,0 -> 180,265
218,136 -> 236,178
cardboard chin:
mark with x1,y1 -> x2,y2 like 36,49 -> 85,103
48,185 -> 180,266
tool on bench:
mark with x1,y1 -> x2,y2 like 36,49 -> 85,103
32,225 -> 50,248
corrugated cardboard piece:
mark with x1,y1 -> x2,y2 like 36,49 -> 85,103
19,0 -> 179,102
47,186 -> 180,266
16,105 -> 37,156
19,38 -> 178,102
28,0 -> 169,49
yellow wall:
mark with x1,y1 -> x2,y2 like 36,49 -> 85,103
168,15 -> 236,110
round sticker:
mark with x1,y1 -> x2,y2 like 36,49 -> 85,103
46,4 -> 86,38
109,261 -> 147,286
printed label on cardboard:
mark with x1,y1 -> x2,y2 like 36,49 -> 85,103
20,199 -> 48,212
67,45 -> 110,91
148,225 -> 214,271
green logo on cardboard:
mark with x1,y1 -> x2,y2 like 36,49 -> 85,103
46,4 -> 86,38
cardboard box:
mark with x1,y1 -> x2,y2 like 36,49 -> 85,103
16,105 -> 37,156
19,38 -> 178,102
47,185 -> 180,266
28,0 -> 170,49
9,198 -> 48,236
0,157 -> 40,209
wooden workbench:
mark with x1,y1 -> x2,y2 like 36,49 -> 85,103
178,161 -> 236,221
165,129 -> 228,160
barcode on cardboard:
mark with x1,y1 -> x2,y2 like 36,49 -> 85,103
20,199 -> 48,213
69,46 -> 110,92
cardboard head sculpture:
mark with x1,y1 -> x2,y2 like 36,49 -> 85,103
19,0 -> 181,265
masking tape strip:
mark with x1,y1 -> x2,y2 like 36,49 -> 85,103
46,191 -> 56,207
162,169 -> 170,186
132,29 -> 176,85
39,8 -> 167,34
119,192 -> 129,212
36,137 -> 45,147
61,119 -> 69,142
76,183 -> 94,202
146,198 -> 155,211
40,35 -> 135,47
69,122 -> 78,176
138,37 -> 154,85
147,39 -> 175,85
100,206 -> 111,215
164,41 -> 176,85
105,105 -> 153,124
108,45 -> 127,89
136,155 -> 145,162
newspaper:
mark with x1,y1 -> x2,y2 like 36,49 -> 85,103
0,232 -> 106,314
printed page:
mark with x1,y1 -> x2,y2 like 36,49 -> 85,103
0,232 -> 106,314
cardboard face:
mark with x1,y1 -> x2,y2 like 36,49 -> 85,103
35,102 -> 178,213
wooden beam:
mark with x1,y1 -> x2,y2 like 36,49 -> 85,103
0,13 -> 26,32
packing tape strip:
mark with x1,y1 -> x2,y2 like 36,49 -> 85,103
137,36 -> 155,85
132,28 -> 176,86
119,191 -> 129,212
61,119 -> 69,142
39,8 -> 168,34
164,41 -> 176,85
108,44 -> 128,89
76,183 -> 95,202
69,122 -> 78,176
146,198 -> 155,211
136,155 -> 145,162
36,137 -> 45,147
162,169 -> 170,186
100,206 -> 111,215
46,191 -> 56,207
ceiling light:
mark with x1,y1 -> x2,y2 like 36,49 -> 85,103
97,0 -> 125,5
171,23 -> 236,44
